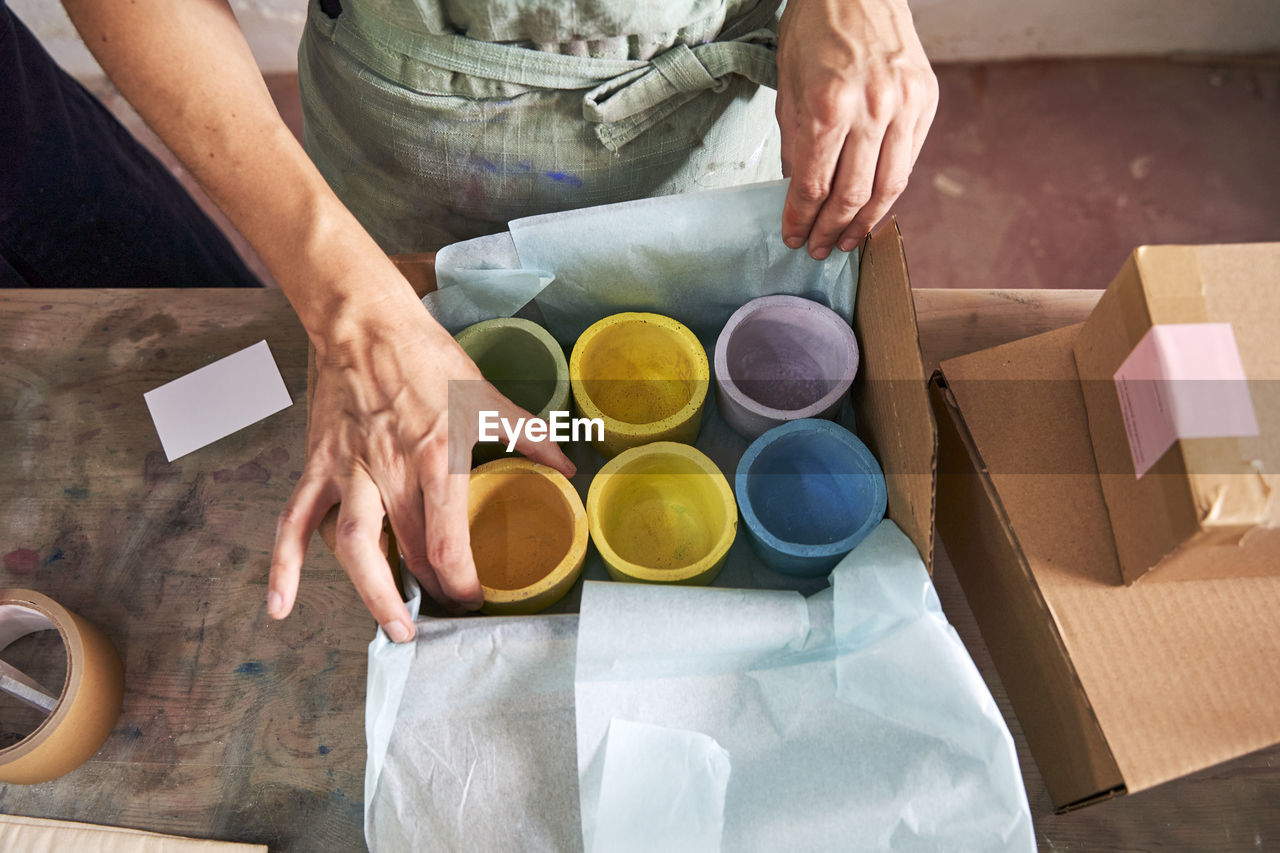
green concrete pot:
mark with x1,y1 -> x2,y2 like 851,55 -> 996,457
455,317 -> 571,463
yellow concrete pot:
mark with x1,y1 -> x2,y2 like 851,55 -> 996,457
569,312 -> 709,459
586,442 -> 737,585
468,458 -> 588,615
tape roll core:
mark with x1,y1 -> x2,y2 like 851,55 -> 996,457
0,590 -> 124,784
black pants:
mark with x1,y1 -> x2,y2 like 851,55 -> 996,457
0,2 -> 261,288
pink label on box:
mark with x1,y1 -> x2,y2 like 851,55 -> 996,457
1113,323 -> 1260,477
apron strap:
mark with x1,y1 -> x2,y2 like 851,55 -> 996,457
583,31 -> 779,152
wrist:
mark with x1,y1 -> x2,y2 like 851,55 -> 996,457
302,270 -> 430,364
270,204 -> 425,354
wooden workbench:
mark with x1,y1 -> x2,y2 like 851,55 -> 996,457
0,288 -> 1274,851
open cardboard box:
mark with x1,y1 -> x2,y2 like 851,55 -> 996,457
931,322 -> 1280,812
306,220 -> 939,584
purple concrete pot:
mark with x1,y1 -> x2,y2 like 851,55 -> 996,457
713,295 -> 859,440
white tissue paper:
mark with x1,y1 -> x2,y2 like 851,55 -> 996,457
365,523 -> 1032,852
363,183 -> 1033,852
575,522 -> 1033,853
589,720 -> 731,853
428,181 -> 855,342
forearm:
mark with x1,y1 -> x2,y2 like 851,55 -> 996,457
61,0 -> 416,347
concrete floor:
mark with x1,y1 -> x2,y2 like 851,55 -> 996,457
896,59 -> 1280,290
90,58 -> 1280,290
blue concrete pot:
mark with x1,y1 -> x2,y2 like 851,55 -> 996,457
735,418 -> 887,577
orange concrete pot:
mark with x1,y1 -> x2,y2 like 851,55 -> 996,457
468,458 -> 588,615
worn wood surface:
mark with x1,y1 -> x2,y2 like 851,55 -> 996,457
0,290 -> 365,850
0,288 -> 1275,852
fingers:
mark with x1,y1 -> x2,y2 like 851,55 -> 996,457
516,428 -> 576,477
269,473 -> 339,620
774,4 -> 938,260
911,90 -> 938,167
381,480 -> 449,608
806,126 -> 882,260
780,98 -> 846,254
421,461 -> 484,610
835,117 -> 914,251
492,393 -> 577,478
334,474 -> 416,642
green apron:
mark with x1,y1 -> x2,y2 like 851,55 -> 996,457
298,0 -> 783,253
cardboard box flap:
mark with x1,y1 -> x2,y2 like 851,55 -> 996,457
932,369 -> 1124,809
941,325 -> 1280,798
855,220 -> 937,568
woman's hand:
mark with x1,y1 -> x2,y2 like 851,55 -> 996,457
59,0 -> 579,641
267,289 -> 576,642
775,0 -> 938,258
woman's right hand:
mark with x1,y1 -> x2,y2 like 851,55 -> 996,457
266,286 -> 576,642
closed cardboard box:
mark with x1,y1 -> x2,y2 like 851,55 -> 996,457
933,323 -> 1280,810
1072,243 -> 1280,582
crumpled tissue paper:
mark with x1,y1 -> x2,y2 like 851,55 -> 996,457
365,522 -> 1033,852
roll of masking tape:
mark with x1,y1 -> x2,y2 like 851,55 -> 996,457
0,589 -> 124,784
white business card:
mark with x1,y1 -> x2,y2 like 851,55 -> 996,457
144,340 -> 293,461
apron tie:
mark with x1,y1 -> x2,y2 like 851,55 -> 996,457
319,1 -> 779,155
583,31 -> 778,152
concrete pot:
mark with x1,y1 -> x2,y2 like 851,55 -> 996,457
735,418 -> 886,577
713,295 -> 859,440
455,317 -> 570,462
468,458 -> 588,615
569,312 -> 709,459
586,442 -> 736,585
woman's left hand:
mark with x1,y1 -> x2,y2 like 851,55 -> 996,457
775,0 -> 938,258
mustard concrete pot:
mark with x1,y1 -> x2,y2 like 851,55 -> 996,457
569,312 -> 709,459
454,317 -> 571,461
467,458 -> 588,615
713,295 -> 860,440
586,442 -> 737,585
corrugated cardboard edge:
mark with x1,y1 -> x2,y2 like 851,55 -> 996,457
1073,246 -> 1272,583
931,355 -> 1125,812
855,220 -> 937,569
